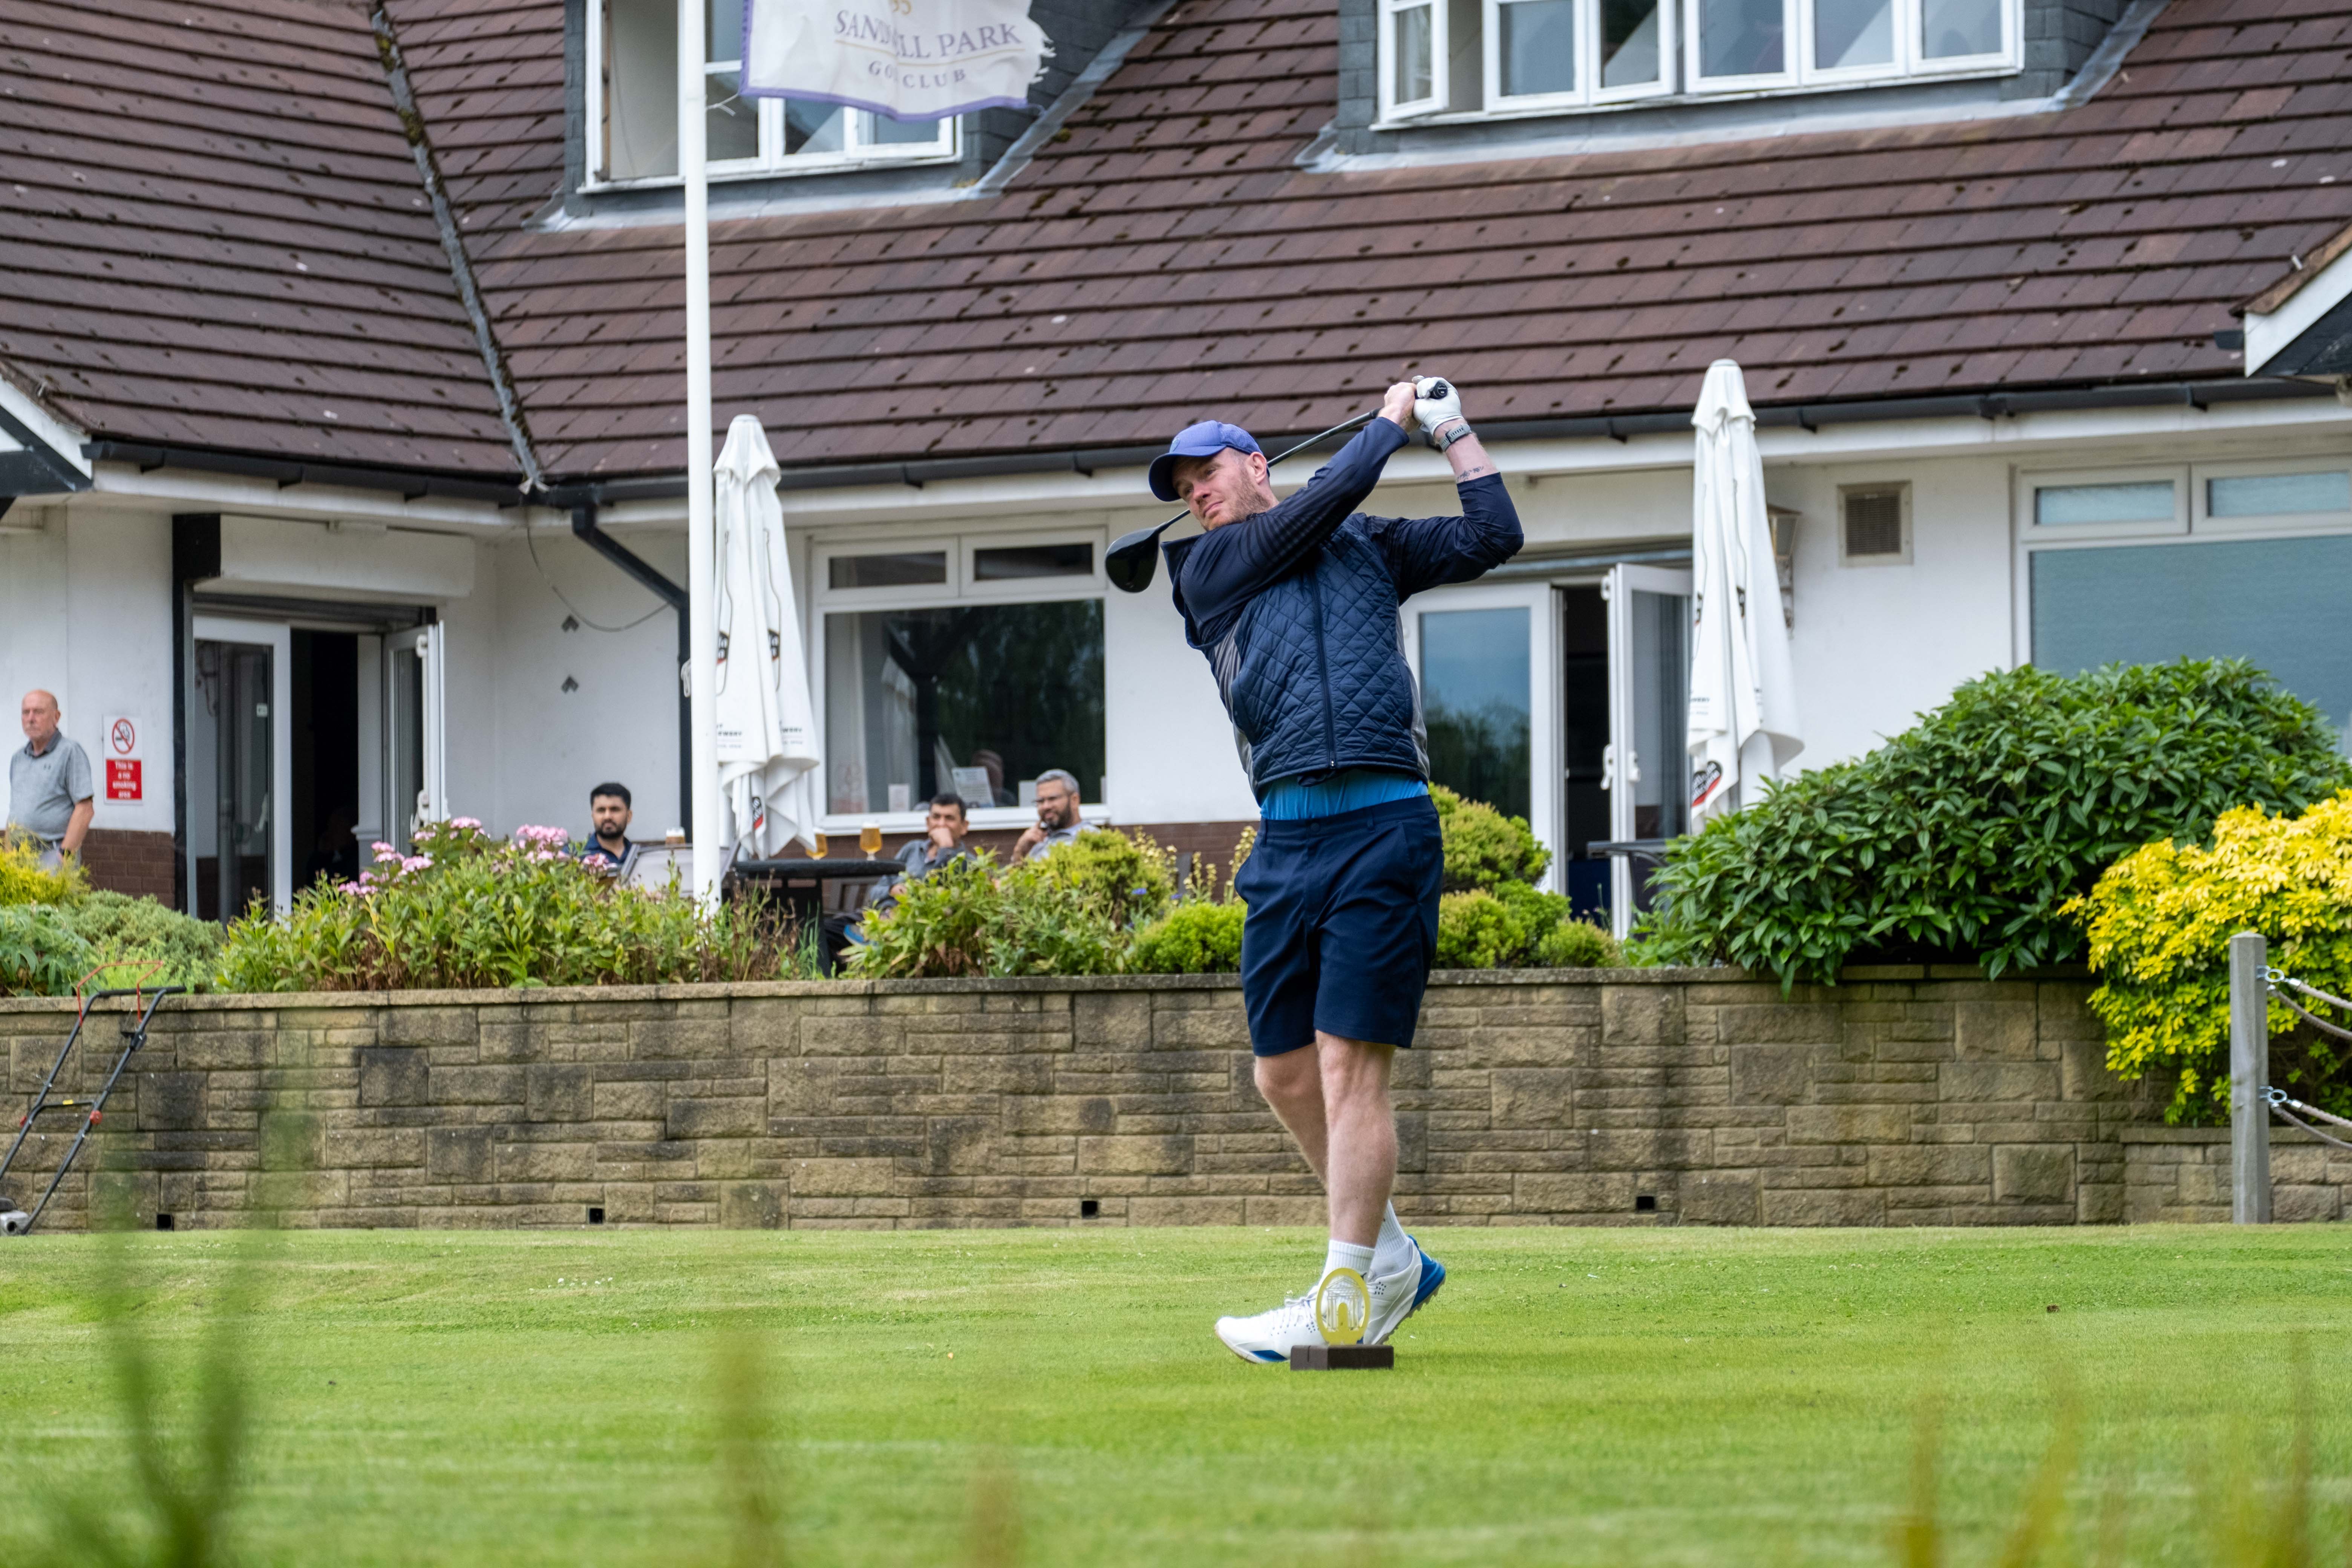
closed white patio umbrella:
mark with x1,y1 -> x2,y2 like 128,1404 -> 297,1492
713,414 -> 822,858
1687,360 -> 1802,824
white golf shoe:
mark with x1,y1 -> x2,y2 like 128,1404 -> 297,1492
1362,1237 -> 1447,1346
1214,1288 -> 1323,1364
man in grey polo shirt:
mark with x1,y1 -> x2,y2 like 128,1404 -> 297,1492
10,689 -> 94,868
1012,769 -> 1084,862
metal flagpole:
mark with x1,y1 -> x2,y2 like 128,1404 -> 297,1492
680,0 -> 722,911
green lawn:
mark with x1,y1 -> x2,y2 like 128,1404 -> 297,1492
2,1224 -> 2347,1566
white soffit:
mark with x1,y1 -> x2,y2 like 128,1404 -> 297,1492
215,514 -> 476,601
2244,243 -> 2352,376
0,377 -> 92,482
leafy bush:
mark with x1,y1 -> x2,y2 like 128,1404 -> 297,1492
1534,914 -> 1619,969
1436,882 -> 1619,970
1635,660 -> 2352,987
0,905 -> 92,996
848,855 -> 1122,978
216,819 -> 798,991
2070,790 -> 2352,1122
1129,900 -> 1247,974
63,891 -> 221,993
1027,828 -> 1175,929
0,835 -> 82,906
1431,785 -> 1551,891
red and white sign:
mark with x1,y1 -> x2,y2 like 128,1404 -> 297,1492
101,715 -> 143,803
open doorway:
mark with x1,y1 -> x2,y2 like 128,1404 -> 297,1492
1559,586 -> 1609,925
292,630 -> 361,891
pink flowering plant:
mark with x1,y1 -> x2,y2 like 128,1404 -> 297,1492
218,817 -> 810,991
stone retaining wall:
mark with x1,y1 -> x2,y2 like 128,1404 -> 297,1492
2122,1127 -> 2352,1223
0,968 -> 2176,1231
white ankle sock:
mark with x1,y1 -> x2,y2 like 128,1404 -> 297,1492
1321,1238 -> 1376,1283
1375,1204 -> 1410,1264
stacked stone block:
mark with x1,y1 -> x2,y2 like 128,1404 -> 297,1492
0,966 -> 2187,1232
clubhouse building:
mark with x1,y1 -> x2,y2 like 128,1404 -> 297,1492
4,0 -> 2349,930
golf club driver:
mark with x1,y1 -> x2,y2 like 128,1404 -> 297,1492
1104,409 -> 1380,593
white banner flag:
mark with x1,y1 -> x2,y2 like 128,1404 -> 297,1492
742,0 -> 1050,122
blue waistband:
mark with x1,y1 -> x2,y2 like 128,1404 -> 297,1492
1257,768 -> 1430,821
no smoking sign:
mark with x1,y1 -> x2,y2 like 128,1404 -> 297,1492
102,714 -> 143,803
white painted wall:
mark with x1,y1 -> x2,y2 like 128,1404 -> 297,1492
0,506 -> 176,836
470,524 -> 688,840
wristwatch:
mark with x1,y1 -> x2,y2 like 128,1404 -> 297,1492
1429,418 -> 1473,452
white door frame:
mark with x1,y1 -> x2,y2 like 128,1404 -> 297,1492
1602,564 -> 1694,934
190,615 -> 294,914
388,623 -> 450,836
1400,581 -> 1562,892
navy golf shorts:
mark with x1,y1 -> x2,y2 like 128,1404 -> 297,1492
1234,793 -> 1444,1056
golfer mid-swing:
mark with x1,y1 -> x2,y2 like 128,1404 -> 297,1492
1152,376 -> 1520,1362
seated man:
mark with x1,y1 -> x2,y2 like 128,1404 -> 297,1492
871,792 -> 977,910
1012,769 -> 1084,862
579,782 -> 633,871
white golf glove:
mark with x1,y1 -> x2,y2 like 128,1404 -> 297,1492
1413,375 -> 1467,444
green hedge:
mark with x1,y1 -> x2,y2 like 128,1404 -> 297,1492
1634,659 -> 2352,987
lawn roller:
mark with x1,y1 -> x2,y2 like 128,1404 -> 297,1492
0,980 -> 184,1235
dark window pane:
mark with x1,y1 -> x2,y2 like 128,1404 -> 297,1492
973,542 -> 1092,580
824,601 -> 1104,813
1600,0 -> 1663,86
828,551 -> 947,590
1420,607 -> 1531,821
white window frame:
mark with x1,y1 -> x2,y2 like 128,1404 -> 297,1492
1686,0 -> 2018,92
1400,580 -> 1563,893
2017,464 -> 2189,543
2191,458 -> 2352,539
583,0 -> 957,191
1381,0 -> 2020,121
2011,455 -> 2352,669
1380,0 -> 1451,119
809,526 -> 1109,836
1483,0 -> 1678,112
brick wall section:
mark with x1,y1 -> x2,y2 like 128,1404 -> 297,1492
0,968 -> 2176,1232
77,828 -> 176,902
2122,1128 -> 2352,1223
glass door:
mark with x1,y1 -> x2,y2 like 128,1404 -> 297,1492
1401,582 -> 1560,890
1603,564 -> 1692,935
188,618 -> 292,920
385,624 -> 446,849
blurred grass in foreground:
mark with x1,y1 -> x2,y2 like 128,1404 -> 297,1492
3,1225 -> 2350,1565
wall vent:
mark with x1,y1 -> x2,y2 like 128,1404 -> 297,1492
1840,483 -> 1911,564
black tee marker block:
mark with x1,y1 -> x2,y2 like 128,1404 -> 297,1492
1289,1343 -> 1394,1370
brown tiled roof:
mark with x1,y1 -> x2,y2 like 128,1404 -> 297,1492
0,0 -> 515,473
7,0 -> 2348,484
381,0 -> 2352,484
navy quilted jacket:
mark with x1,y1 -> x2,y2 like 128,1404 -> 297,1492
1163,418 -> 1522,793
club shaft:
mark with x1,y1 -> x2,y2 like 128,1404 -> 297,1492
1154,408 -> 1379,527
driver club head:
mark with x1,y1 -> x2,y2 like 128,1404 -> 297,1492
1106,515 -> 1182,594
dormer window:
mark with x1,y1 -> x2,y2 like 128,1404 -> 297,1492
589,0 -> 956,187
1375,0 -> 2016,122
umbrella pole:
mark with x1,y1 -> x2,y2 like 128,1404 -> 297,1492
681,0 -> 723,911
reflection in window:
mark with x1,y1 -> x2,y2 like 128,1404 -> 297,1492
1698,0 -> 1783,77
1922,0 -> 2001,57
1815,0 -> 1892,69
1499,0 -> 1577,97
829,551 -> 947,590
2208,472 -> 2352,519
973,543 -> 1092,581
1600,0 -> 1663,86
824,602 -> 1103,814
2034,481 -> 2174,527
2032,536 -> 2352,751
1420,608 -> 1531,820
1392,0 -> 1435,104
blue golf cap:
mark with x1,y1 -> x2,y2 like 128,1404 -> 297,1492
1148,420 -> 1261,502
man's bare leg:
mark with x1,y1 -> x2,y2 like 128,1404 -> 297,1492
1253,1031 -> 1396,1247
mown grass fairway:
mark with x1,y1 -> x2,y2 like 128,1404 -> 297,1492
2,1224 -> 2348,1565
